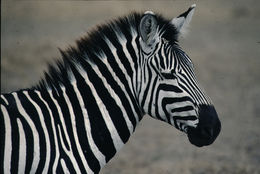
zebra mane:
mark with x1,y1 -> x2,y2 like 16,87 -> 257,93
35,12 -> 178,92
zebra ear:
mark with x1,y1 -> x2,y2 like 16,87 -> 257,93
171,4 -> 196,37
139,12 -> 159,48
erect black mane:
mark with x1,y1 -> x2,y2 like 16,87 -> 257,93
34,12 -> 179,92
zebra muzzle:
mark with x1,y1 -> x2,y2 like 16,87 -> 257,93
187,105 -> 221,147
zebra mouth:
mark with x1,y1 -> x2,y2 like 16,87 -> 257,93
187,125 -> 216,147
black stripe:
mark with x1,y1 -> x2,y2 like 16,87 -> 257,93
28,90 -> 57,173
4,94 -> 20,174
161,98 -> 171,123
141,62 -> 153,108
179,62 -> 206,103
64,65 -> 101,173
154,86 -> 168,122
56,162 -> 63,174
66,84 -> 100,172
50,90 -> 71,151
177,52 -> 204,102
60,156 -> 77,174
79,59 -> 131,144
17,116 -> 35,173
0,97 -> 7,106
70,64 -> 117,163
165,46 -> 171,69
179,74 -> 202,103
153,53 -> 160,70
51,86 -> 86,173
104,31 -> 133,78
100,35 -> 142,121
171,105 -> 194,113
17,91 -> 45,173
158,83 -> 183,93
173,116 -> 197,121
40,90 -> 69,172
159,47 -> 166,70
148,76 -> 159,116
91,56 -> 137,129
164,45 -> 169,69
162,96 -> 195,105
118,21 -> 139,69
179,70 -> 203,102
172,117 -> 179,129
161,72 -> 177,79
178,78 -> 200,103
179,122 -> 184,131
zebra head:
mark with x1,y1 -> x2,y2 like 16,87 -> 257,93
137,5 -> 221,147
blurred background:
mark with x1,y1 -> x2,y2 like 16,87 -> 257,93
1,0 -> 260,174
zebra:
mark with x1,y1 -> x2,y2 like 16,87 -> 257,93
0,4 -> 221,174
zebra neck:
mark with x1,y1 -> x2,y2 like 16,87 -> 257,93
1,73 -> 144,173
39,75 -> 143,172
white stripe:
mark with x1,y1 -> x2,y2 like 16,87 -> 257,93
177,119 -> 198,128
1,95 -> 9,105
12,92 -> 40,173
129,27 -> 139,62
178,53 -> 209,104
101,53 -> 140,123
160,45 -> 167,70
136,40 -> 164,108
24,91 -> 51,173
93,53 -> 135,132
95,50 -> 140,124
141,76 -> 157,111
1,105 -> 12,174
48,90 -> 81,173
37,92 -> 60,174
150,81 -> 160,119
180,65 -> 207,104
103,36 -> 133,85
57,125 -> 80,173
114,28 -> 136,83
60,158 -> 70,174
172,100 -> 194,109
172,110 -> 197,117
121,37 -> 138,94
71,73 -> 105,169
178,75 -> 201,103
76,64 -> 124,151
142,59 -> 159,111
17,118 -> 26,174
157,90 -> 190,121
61,86 -> 95,173
128,30 -> 140,95
48,91 -> 72,150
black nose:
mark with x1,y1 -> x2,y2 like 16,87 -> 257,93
187,105 -> 221,147
200,125 -> 214,139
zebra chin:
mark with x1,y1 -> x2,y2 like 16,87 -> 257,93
186,105 -> 221,147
